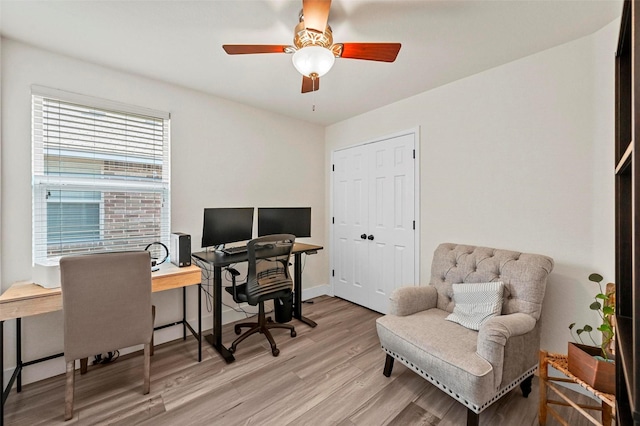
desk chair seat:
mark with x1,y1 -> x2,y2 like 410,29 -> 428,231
60,251 -> 154,421
225,234 -> 296,357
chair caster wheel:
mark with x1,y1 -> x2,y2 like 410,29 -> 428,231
229,347 -> 235,354
272,348 -> 280,357
234,326 -> 241,335
291,330 -> 296,337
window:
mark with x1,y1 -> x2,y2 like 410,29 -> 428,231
32,86 -> 170,263
46,190 -> 101,244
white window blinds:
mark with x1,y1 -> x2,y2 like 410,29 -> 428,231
32,88 -> 170,264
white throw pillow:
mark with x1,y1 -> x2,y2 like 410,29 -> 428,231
445,281 -> 504,330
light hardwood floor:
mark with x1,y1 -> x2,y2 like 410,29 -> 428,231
5,296 -> 604,425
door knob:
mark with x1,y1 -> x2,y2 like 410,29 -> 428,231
367,234 -> 374,240
360,234 -> 367,239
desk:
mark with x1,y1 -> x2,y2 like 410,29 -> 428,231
192,242 -> 322,363
0,263 -> 202,425
539,350 -> 615,426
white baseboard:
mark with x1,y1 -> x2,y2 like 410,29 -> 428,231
301,284 -> 332,300
3,284 -> 332,388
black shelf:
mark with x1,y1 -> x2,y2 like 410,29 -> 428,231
615,1 -> 638,424
616,316 -> 634,407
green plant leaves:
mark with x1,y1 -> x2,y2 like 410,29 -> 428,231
569,273 -> 615,360
598,323 -> 613,333
588,273 -> 604,283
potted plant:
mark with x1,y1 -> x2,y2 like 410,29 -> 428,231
567,273 -> 615,394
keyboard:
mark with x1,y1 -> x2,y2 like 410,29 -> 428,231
221,244 -> 272,255
222,245 -> 247,255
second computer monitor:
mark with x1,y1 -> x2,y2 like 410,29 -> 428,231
258,207 -> 311,238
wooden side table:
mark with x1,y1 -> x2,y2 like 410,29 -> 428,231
539,350 -> 615,426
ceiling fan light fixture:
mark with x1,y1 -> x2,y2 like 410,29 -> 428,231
292,45 -> 335,78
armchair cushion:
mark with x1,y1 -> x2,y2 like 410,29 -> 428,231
377,308 -> 496,405
446,281 -> 504,330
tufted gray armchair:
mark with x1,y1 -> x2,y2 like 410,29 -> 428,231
376,243 -> 554,426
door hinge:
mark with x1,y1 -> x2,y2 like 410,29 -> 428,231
332,269 -> 335,277
332,164 -> 335,171
332,217 -> 335,224
413,220 -> 416,230
413,149 -> 415,159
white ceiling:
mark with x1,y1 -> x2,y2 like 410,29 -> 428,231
0,0 -> 623,126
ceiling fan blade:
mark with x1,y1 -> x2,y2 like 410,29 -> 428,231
302,76 -> 320,93
302,0 -> 331,33
222,45 -> 290,55
339,43 -> 401,62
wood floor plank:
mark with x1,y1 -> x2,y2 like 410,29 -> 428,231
216,371 -> 304,424
347,368 -> 432,425
84,394 -> 165,426
285,364 -> 399,425
138,379 -> 245,426
396,364 -> 458,421
387,401 -> 440,426
244,362 -> 365,425
3,296 -> 606,426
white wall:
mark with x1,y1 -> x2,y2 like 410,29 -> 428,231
1,38 -> 327,384
325,20 -> 618,355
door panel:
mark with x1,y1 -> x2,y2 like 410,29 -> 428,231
333,133 -> 416,313
333,144 -> 369,303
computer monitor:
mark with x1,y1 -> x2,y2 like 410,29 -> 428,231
257,207 -> 311,238
201,208 -> 254,248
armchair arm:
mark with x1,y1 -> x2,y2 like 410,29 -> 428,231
478,313 -> 536,347
389,285 -> 438,316
476,313 -> 536,388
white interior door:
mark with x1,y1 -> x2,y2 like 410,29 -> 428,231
332,132 -> 416,313
333,144 -> 369,304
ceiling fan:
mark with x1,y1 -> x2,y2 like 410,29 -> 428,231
222,0 -> 401,93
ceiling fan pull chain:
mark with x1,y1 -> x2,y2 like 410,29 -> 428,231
312,76 -> 317,111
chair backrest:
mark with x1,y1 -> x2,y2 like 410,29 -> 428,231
245,234 -> 295,305
60,251 -> 153,363
429,243 -> 554,320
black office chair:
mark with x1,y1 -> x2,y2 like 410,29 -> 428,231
225,234 -> 297,356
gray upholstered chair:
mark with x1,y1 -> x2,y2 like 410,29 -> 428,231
376,243 -> 554,426
225,234 -> 297,357
60,251 -> 154,421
